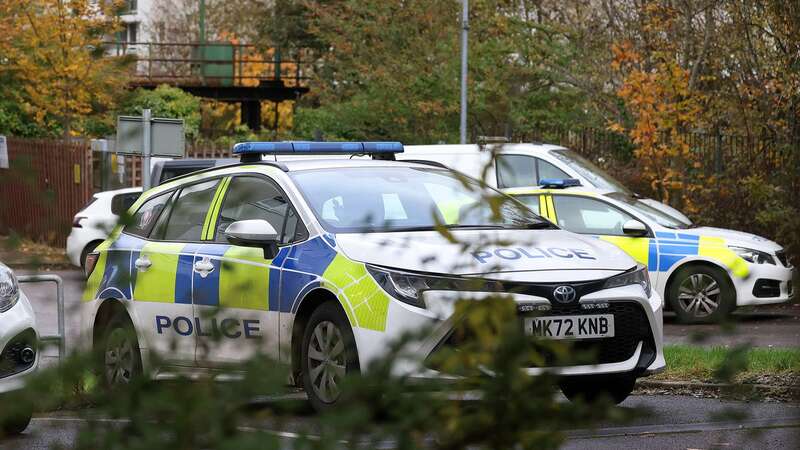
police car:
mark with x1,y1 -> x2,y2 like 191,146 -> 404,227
81,142 -> 665,410
0,262 -> 38,435
504,180 -> 795,323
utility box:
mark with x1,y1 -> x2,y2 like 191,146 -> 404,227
194,43 -> 234,86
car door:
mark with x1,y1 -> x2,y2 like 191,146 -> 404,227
192,174 -> 307,366
548,194 -> 658,284
124,186 -> 208,367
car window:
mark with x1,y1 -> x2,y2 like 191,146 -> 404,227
124,191 -> 173,237
511,194 -> 541,216
496,154 -> 537,188
552,195 -> 636,236
291,167 -> 550,233
537,159 -> 570,180
161,179 -> 221,241
112,192 -> 141,216
214,176 -> 304,244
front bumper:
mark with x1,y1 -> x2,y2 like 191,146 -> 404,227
0,292 -> 39,395
353,284 -> 665,379
734,263 -> 795,307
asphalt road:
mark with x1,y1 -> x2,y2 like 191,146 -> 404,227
1,395 -> 798,449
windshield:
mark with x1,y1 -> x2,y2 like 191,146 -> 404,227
291,167 -> 553,233
606,192 -> 688,229
549,149 -> 630,193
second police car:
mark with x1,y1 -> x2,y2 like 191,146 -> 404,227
505,180 -> 795,323
81,142 -> 665,410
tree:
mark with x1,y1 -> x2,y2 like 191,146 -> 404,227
120,85 -> 202,140
0,0 -> 130,137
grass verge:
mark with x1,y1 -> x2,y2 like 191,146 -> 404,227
655,345 -> 800,383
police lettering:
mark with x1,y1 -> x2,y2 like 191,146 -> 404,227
155,315 -> 261,339
472,247 -> 596,264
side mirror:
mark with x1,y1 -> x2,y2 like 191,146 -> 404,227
224,220 -> 279,258
111,194 -> 139,216
622,219 -> 648,237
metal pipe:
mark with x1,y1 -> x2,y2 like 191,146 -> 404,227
17,274 -> 65,360
459,0 -> 469,144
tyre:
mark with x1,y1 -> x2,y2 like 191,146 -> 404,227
300,301 -> 359,412
668,265 -> 735,324
559,374 -> 636,405
0,397 -> 32,436
101,315 -> 142,387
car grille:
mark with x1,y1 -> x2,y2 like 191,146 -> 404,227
428,301 -> 654,370
775,250 -> 790,267
530,301 -> 653,366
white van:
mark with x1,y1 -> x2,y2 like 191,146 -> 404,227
397,143 -> 692,225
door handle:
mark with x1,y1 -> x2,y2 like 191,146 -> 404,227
134,257 -> 152,271
193,257 -> 215,278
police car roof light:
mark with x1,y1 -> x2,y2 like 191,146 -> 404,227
539,178 -> 582,188
233,141 -> 404,158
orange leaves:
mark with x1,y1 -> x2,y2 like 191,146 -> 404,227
0,0 -> 128,136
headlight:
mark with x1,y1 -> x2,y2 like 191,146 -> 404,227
729,246 -> 776,265
366,265 -> 466,309
603,264 -> 651,297
0,262 -> 21,313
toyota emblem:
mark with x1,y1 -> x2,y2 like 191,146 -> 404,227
553,285 -> 577,303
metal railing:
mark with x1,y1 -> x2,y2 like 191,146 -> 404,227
17,275 -> 65,360
105,41 -> 312,88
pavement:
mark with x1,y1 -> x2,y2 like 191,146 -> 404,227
1,394 -> 798,449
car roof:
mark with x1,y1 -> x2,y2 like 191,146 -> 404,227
403,143 -> 567,155
93,186 -> 143,198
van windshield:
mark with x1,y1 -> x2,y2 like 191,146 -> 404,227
549,149 -> 630,193
291,167 -> 554,233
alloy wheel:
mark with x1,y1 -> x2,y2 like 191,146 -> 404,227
307,320 -> 346,403
105,328 -> 136,385
677,273 -> 721,318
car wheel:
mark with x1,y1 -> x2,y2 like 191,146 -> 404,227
101,315 -> 142,387
559,374 -> 636,405
668,265 -> 735,324
0,396 -> 32,436
301,301 -> 359,412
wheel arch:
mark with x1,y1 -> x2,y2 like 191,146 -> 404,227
663,258 -> 737,309
290,287 -> 355,385
92,299 -> 144,357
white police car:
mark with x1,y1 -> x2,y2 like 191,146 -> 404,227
0,262 -> 38,435
81,142 -> 665,410
505,181 -> 796,323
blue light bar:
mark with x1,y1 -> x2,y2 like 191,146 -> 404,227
539,178 -> 582,188
232,141 -> 404,155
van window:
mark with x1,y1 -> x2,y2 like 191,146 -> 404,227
497,154 -> 536,188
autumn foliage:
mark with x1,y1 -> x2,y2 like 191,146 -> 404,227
0,0 -> 130,137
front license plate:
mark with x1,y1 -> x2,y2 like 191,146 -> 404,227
524,314 -> 615,340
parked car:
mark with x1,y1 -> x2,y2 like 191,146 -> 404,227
80,141 -> 665,410
67,159 -> 237,270
396,143 -> 693,226
0,262 -> 38,435
504,181 -> 795,323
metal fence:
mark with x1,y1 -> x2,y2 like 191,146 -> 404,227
0,138 -> 93,246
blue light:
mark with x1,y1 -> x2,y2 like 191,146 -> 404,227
232,141 -> 404,155
539,178 -> 582,188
